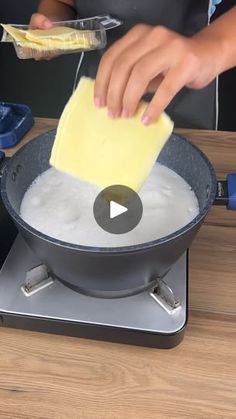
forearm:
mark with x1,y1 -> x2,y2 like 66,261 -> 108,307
194,6 -> 236,73
38,0 -> 76,21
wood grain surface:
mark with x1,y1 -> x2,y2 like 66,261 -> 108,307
1,119 -> 236,419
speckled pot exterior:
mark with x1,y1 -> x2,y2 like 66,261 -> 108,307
1,130 -> 217,297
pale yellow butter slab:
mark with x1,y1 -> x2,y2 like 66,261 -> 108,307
1,24 -> 96,50
50,77 -> 174,191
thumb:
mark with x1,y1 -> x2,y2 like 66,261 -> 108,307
29,13 -> 53,29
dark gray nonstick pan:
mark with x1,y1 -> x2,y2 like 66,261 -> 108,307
1,130 -> 235,298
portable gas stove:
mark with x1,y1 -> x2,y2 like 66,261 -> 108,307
0,235 -> 187,349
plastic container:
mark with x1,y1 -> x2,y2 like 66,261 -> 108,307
1,15 -> 122,60
0,102 -> 34,148
0,106 -> 13,134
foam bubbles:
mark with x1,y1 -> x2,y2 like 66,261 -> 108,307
20,163 -> 199,247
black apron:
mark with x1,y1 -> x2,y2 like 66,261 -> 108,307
75,0 -> 217,129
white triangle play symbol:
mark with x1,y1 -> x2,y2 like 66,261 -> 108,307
110,201 -> 128,219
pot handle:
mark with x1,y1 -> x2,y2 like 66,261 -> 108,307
214,174 -> 236,210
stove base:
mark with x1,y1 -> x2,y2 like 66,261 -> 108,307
0,236 -> 188,349
0,311 -> 187,349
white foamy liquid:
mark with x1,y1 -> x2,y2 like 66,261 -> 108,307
20,164 -> 199,247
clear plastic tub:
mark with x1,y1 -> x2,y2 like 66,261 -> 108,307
1,15 -> 122,60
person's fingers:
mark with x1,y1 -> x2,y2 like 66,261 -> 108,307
121,48 -> 170,117
95,24 -> 201,123
28,13 -> 54,60
142,55 -> 199,124
94,24 -> 151,108
146,74 -> 165,92
105,27 -> 169,117
34,53 -> 54,61
29,13 -> 53,29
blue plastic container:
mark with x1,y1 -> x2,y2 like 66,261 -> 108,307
0,102 -> 34,149
0,106 -> 13,134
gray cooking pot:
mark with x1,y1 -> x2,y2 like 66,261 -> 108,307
1,130 -> 217,298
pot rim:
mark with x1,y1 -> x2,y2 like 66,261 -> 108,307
1,132 -> 217,254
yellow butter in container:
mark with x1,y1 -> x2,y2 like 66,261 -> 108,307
50,77 -> 174,192
1,15 -> 122,59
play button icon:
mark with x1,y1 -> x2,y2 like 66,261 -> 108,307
110,201 -> 128,219
93,185 -> 143,234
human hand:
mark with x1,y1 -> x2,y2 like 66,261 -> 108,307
27,13 -> 55,60
94,24 -> 223,125
29,13 -> 53,30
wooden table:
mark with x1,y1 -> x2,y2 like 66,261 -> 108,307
0,119 -> 236,419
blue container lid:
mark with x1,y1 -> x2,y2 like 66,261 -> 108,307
0,102 -> 34,149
